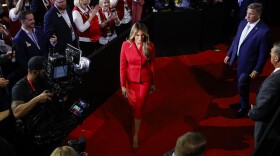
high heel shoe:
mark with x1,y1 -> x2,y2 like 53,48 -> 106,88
132,135 -> 139,152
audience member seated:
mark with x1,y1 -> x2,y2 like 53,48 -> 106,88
44,0 -> 79,54
97,0 -> 121,45
72,0 -> 101,56
12,10 -> 57,87
164,131 -> 207,156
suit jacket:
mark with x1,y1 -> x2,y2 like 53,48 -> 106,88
248,69 -> 280,142
13,26 -> 49,76
44,6 -> 78,54
31,0 -> 51,27
227,19 -> 271,77
120,41 -> 155,87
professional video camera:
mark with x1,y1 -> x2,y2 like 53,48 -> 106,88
68,136 -> 86,156
44,44 -> 90,98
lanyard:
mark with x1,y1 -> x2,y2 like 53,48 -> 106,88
27,77 -> 36,92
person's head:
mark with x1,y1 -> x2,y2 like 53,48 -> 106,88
27,56 -> 47,83
19,10 -> 35,29
246,3 -> 262,23
174,131 -> 207,156
99,0 -> 110,11
55,0 -> 67,10
270,41 -> 280,68
50,146 -> 78,156
129,22 -> 151,59
129,22 -> 149,45
74,0 -> 91,9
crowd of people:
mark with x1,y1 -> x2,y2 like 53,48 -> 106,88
0,0 -> 150,155
0,0 -> 279,155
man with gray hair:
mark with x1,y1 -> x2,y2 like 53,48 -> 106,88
224,3 -> 271,118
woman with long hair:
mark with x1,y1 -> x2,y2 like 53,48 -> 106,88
120,22 -> 156,151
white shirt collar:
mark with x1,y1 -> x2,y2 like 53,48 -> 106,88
247,19 -> 260,28
21,27 -> 35,34
273,68 -> 280,73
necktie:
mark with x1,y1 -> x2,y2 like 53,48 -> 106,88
237,24 -> 250,56
31,32 -> 40,50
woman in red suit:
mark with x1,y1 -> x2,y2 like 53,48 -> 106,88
120,22 -> 156,151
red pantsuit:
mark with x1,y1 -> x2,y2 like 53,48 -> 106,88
120,41 -> 155,119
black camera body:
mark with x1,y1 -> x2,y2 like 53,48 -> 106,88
44,44 -> 83,97
15,45 -> 92,145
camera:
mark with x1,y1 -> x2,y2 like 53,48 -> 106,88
44,44 -> 90,98
68,136 -> 86,156
69,99 -> 90,119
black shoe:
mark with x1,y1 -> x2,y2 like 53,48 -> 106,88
229,103 -> 241,109
236,108 -> 249,118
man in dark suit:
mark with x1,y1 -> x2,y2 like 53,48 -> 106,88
44,0 -> 78,55
248,41 -> 280,146
13,10 -> 57,82
224,3 -> 271,118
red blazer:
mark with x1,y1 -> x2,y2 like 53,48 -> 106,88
120,40 -> 156,87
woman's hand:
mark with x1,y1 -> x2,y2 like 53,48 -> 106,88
149,84 -> 156,94
121,86 -> 128,98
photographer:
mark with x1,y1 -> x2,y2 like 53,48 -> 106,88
11,56 -> 60,156
11,56 -> 53,119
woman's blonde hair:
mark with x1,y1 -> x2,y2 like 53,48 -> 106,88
50,146 -> 79,156
73,0 -> 80,7
99,0 -> 110,8
128,22 -> 151,60
74,0 -> 91,7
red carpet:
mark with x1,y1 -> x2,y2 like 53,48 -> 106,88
65,44 -> 273,156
